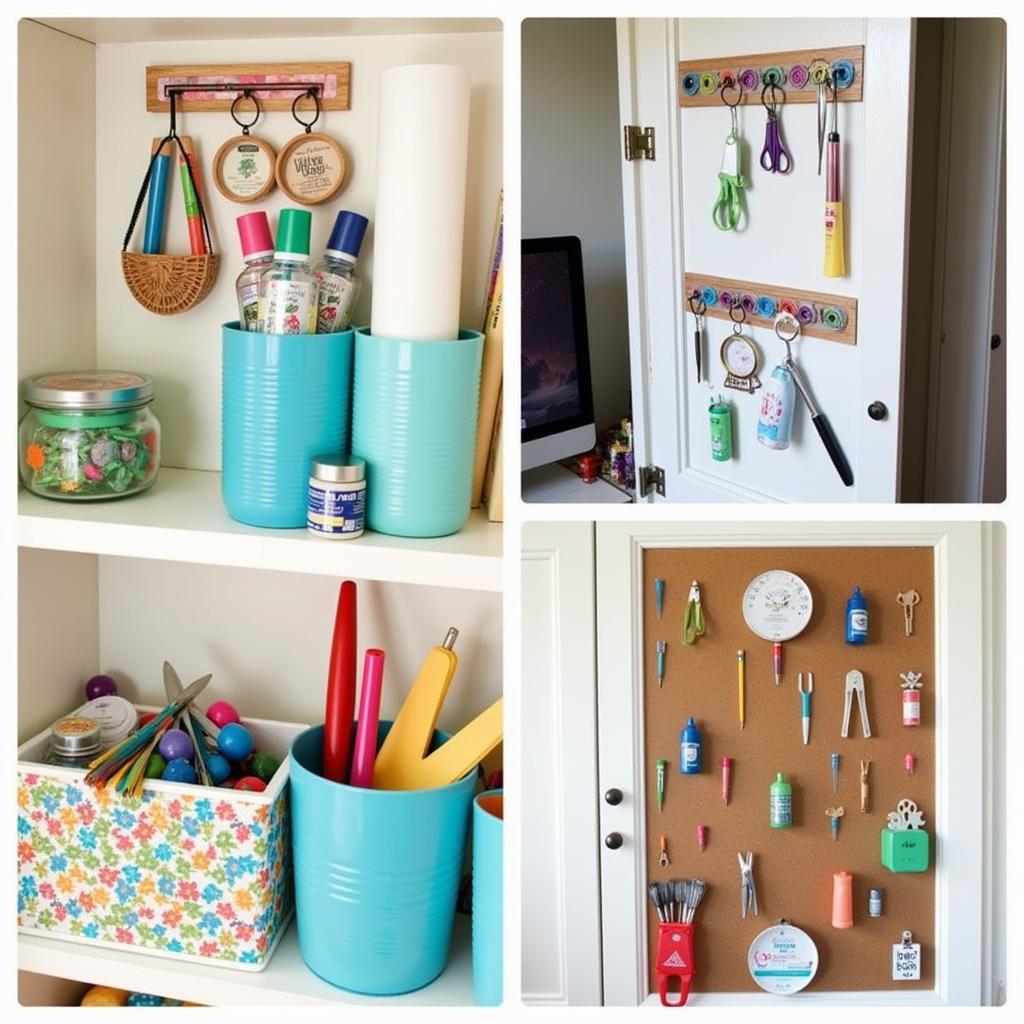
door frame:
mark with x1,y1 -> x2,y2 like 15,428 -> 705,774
595,520 -> 1000,1005
617,19 -> 914,504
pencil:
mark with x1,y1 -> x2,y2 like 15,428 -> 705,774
737,649 -> 745,729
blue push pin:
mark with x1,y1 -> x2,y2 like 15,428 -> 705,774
826,805 -> 845,841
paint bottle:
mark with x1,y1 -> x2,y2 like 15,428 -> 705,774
769,771 -> 792,828
831,871 -> 854,928
709,396 -> 733,461
868,888 -> 883,917
679,717 -> 702,774
314,211 -> 368,334
259,208 -> 319,335
756,364 -> 795,450
235,212 -> 275,331
845,586 -> 868,644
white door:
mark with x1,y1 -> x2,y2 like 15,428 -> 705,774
618,19 -> 913,503
595,521 -> 994,1005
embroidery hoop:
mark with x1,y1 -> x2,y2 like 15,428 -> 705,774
212,92 -> 277,204
275,89 -> 348,205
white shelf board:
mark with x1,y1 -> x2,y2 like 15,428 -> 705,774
19,916 -> 476,1006
18,468 -> 502,592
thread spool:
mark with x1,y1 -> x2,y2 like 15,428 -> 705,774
796,303 -> 817,326
789,64 -> 810,88
822,307 -> 847,331
739,68 -> 759,91
832,60 -> 855,89
778,298 -> 798,317
682,72 -> 700,96
831,871 -> 853,928
700,72 -> 719,95
702,286 -> 718,306
719,291 -> 735,309
756,295 -> 777,318
762,65 -> 785,86
809,60 -> 831,85
741,293 -> 757,314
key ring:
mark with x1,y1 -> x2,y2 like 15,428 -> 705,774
774,311 -> 800,361
291,87 -> 321,133
230,90 -> 261,136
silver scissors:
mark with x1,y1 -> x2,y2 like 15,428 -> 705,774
841,669 -> 872,739
163,661 -> 219,786
738,850 -> 759,918
759,83 -> 791,173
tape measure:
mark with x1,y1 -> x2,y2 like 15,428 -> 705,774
747,920 -> 819,995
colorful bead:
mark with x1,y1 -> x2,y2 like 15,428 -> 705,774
249,752 -> 281,783
788,64 -> 810,89
162,758 -> 197,784
158,728 -> 194,763
755,295 -> 776,318
207,753 -> 232,785
681,72 -> 700,97
85,674 -> 118,700
217,722 -> 254,762
144,753 -> 166,779
207,700 -> 241,728
234,776 -> 267,793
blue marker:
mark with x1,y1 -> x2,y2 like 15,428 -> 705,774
655,578 -> 665,620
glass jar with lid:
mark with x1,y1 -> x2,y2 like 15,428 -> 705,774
46,716 -> 103,769
19,371 -> 161,500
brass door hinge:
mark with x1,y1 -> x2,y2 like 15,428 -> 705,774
640,465 -> 665,497
624,125 -> 655,161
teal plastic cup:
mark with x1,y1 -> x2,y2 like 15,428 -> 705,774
289,723 -> 475,995
351,327 -> 483,538
221,322 -> 354,528
472,790 -> 503,1005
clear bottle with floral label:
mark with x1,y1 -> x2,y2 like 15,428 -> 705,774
259,208 -> 318,335
235,211 -> 275,331
314,210 -> 368,333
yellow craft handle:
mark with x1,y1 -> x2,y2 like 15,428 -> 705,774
824,200 -> 845,277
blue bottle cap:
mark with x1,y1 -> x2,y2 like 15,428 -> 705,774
326,211 -> 369,261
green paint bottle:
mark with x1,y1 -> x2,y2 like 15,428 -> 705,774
770,772 -> 793,828
709,397 -> 733,462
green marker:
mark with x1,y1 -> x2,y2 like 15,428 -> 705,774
657,759 -> 667,811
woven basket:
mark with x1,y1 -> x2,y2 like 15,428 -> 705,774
121,252 -> 220,316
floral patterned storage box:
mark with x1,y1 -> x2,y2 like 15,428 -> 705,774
17,712 -> 302,971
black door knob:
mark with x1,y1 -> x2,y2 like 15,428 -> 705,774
992,334 -> 1002,350
604,788 -> 623,805
604,832 -> 624,850
867,401 -> 888,421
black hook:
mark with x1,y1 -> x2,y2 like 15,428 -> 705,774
720,79 -> 744,108
729,300 -> 746,326
291,87 -> 321,133
688,291 -> 707,317
761,81 -> 785,114
230,90 -> 261,136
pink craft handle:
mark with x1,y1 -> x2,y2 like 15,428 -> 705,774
349,649 -> 386,788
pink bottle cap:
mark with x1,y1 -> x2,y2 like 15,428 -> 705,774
236,211 -> 274,260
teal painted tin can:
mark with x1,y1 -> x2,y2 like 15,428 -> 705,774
472,790 -> 503,1005
222,322 -> 354,528
351,327 -> 483,538
289,723 -> 475,995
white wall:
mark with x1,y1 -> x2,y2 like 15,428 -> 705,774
96,557 -> 502,731
94,29 -> 502,470
18,20 -> 96,377
522,18 -> 632,431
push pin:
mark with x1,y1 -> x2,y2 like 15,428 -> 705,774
656,758 -> 667,811
659,835 -> 670,867
826,805 -> 845,841
904,753 -> 917,776
697,824 -> 708,852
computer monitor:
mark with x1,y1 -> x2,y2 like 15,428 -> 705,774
521,236 -> 597,471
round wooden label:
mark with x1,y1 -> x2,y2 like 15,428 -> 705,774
213,135 -> 277,203
275,132 -> 348,205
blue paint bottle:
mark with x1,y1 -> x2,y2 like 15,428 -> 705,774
846,586 -> 868,644
680,717 -> 702,774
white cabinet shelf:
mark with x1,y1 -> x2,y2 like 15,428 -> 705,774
19,916 -> 475,1006
18,469 -> 502,592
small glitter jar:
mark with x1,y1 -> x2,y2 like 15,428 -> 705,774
48,716 -> 103,768
308,454 -> 366,539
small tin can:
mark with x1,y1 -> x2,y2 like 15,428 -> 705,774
709,398 -> 733,461
308,454 -> 366,539
74,695 -> 139,746
757,365 -> 795,450
48,716 -> 103,768
902,689 -> 921,727
868,887 -> 883,917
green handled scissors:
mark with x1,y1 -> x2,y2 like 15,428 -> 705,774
712,80 -> 748,231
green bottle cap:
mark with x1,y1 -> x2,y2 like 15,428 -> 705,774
275,208 -> 312,258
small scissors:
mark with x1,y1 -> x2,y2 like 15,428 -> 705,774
738,850 -> 759,918
759,83 -> 791,174
712,79 -> 748,231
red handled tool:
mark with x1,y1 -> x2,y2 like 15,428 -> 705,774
648,878 -> 707,1007
322,581 -> 357,782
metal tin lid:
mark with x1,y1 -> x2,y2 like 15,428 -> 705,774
311,453 -> 366,484
50,716 -> 103,757
74,695 -> 139,746
24,371 -> 155,410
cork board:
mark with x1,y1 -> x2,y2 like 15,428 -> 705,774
643,546 -> 935,994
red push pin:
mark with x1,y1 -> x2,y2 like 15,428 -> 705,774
697,824 -> 708,852
904,753 -> 917,776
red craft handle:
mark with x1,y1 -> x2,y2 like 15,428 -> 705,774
655,921 -> 696,1007
323,581 -> 357,782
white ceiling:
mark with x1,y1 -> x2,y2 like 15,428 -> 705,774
32,17 -> 502,45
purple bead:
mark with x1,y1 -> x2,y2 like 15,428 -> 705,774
85,674 -> 118,701
158,728 -> 194,763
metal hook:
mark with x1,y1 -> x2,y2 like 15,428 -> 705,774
230,90 -> 261,136
761,81 -> 785,115
688,291 -> 707,318
291,87 -> 321,133
721,79 -> 744,109
729,300 -> 747,330
774,312 -> 800,361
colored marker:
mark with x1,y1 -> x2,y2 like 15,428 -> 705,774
773,641 -> 783,686
831,752 -> 840,793
656,641 -> 666,687
737,649 -> 746,728
721,756 -> 732,805
655,578 -> 665,620
656,758 -> 667,811
349,649 -> 385,788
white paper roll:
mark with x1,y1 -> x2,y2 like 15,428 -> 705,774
370,64 -> 471,341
